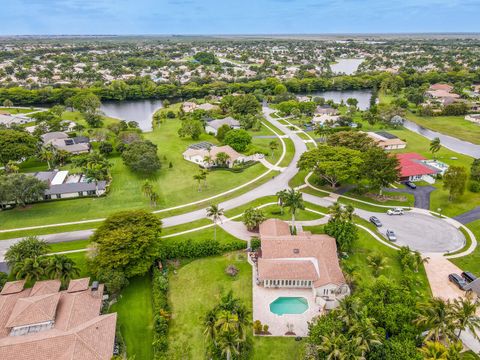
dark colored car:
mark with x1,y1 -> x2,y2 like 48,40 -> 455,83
449,273 -> 468,290
405,181 -> 417,189
369,216 -> 382,227
462,271 -> 477,283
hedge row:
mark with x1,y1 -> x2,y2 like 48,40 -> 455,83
152,267 -> 169,360
159,237 -> 247,259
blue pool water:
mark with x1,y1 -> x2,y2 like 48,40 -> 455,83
269,297 -> 308,315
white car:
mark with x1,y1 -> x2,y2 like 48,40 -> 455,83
387,208 -> 404,216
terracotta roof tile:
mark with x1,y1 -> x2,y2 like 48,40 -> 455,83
6,293 -> 60,328
67,278 -> 90,293
30,280 -> 61,297
1,281 -> 26,295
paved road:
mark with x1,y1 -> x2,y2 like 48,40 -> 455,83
454,206 -> 480,225
386,185 -> 436,210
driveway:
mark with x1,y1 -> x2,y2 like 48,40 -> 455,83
454,206 -> 480,225
424,255 -> 466,300
385,185 -> 436,210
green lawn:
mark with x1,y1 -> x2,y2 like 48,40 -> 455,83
168,252 -> 302,359
0,117 -> 276,230
110,276 -> 154,360
0,107 -> 37,114
406,112 -> 480,145
450,220 -> 480,274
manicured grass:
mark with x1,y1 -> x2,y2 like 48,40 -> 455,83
168,252 -> 302,359
49,239 -> 90,253
161,218 -> 212,236
289,169 -> 309,188
110,276 -> 154,360
406,112 -> 480,145
0,221 -> 99,241
278,137 -> 296,168
450,220 -> 480,274
0,107 -> 37,114
162,225 -> 244,249
0,118 -> 272,229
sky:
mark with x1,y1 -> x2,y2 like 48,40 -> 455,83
1,0 -> 480,35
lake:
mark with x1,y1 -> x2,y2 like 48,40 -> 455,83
100,99 -> 163,132
303,90 -> 372,110
330,58 -> 364,75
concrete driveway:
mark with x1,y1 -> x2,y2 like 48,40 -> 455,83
424,255 -> 466,300
354,210 -> 465,253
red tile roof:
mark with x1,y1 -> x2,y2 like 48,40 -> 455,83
396,153 -> 436,177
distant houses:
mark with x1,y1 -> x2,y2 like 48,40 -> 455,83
182,101 -> 219,113
366,131 -> 406,150
182,142 -> 252,168
0,112 -> 32,127
31,170 -> 108,200
205,117 -> 240,135
465,114 -> 480,124
41,132 -> 90,155
425,83 -> 461,106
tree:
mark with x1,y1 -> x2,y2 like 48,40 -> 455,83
39,146 -> 55,170
142,179 -> 153,197
269,140 -> 279,157
5,236 -> 50,268
452,295 -> 480,339
3,99 -> 13,107
6,173 -> 49,207
242,207 -> 266,231
46,255 -> 80,285
13,257 -> 49,282
149,191 -> 160,207
216,124 -> 232,142
206,204 -> 224,242
282,188 -> 305,230
326,131 -> 375,152
193,51 -> 218,65
276,189 -> 288,215
122,141 -> 161,174
324,202 -> 358,252
84,160 -> 110,196
443,166 -> 467,201
69,92 -> 101,115
471,159 -> 480,182
367,253 -> 388,277
99,141 -> 113,156
298,145 -> 363,188
215,152 -> 231,167
89,210 -> 163,279
414,297 -> 456,341
346,98 -> 359,109
430,137 -> 442,159
0,129 -> 38,166
178,119 -> 203,140
193,172 -> 204,192
362,147 -> 400,195
223,129 -> 252,152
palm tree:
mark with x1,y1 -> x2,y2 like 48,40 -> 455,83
366,253 -> 388,277
337,296 -> 362,327
415,297 -> 457,341
216,152 -> 230,168
46,255 -> 80,285
84,159 -> 110,197
282,188 -> 305,231
39,147 -> 54,170
276,189 -> 288,215
150,192 -> 159,207
217,331 -> 240,360
269,140 -> 279,157
203,155 -> 213,169
452,294 -> 480,339
201,169 -> 208,189
206,204 -> 224,241
430,137 -> 442,159
142,180 -> 153,197
413,251 -> 429,272
193,173 -> 203,192
13,257 -> 48,282
348,316 -> 381,354
318,332 -> 349,360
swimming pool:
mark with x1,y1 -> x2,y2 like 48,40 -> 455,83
269,297 -> 308,315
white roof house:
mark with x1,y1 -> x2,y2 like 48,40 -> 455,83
205,117 -> 240,135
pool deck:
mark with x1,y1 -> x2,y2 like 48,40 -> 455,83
251,265 -> 323,336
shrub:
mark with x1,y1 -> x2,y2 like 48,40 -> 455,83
250,238 -> 261,251
152,268 -> 170,359
469,181 -> 480,193
253,320 -> 263,334
159,238 -> 246,259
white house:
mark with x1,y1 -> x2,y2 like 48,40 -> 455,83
41,132 -> 90,154
182,142 -> 251,168
205,117 -> 241,135
366,131 -> 407,150
465,114 -> 480,124
255,219 -> 350,309
312,114 -> 340,125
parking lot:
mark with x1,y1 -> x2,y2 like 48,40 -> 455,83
356,209 -> 465,253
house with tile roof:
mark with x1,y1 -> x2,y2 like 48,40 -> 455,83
0,278 -> 116,360
396,153 -> 448,183
254,219 -> 350,309
182,143 -> 254,168
205,117 -> 240,135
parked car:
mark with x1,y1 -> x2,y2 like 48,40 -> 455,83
405,181 -> 417,189
461,271 -> 477,283
387,208 -> 404,216
369,216 -> 382,227
386,230 -> 397,242
449,273 -> 468,290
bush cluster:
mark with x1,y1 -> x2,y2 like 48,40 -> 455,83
152,267 -> 170,359
159,238 -> 246,259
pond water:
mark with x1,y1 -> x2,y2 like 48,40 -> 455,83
270,297 -> 308,316
403,119 -> 480,158
304,89 -> 372,110
330,58 -> 364,75
100,99 -> 163,132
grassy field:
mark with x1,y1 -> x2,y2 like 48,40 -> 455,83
450,220 -> 480,274
0,117 -> 278,229
405,112 -> 480,145
0,107 -> 37,114
110,276 -> 154,360
168,252 -> 303,360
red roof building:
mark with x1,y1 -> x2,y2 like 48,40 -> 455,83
396,153 -> 437,181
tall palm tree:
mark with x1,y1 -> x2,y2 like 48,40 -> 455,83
216,152 -> 230,168
415,297 -> 457,341
283,188 -> 305,231
276,189 -> 288,215
13,257 -> 48,282
413,251 -> 429,272
430,137 -> 442,159
337,296 -> 363,327
142,180 -> 153,197
39,147 -> 54,170
46,255 -> 80,285
367,253 -> 388,277
452,295 -> 480,339
206,204 -> 224,241
84,161 -> 110,197
203,155 -> 213,169
149,192 -> 159,207
193,173 -> 203,192
348,316 -> 381,354
318,332 -> 349,360
217,331 -> 240,360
